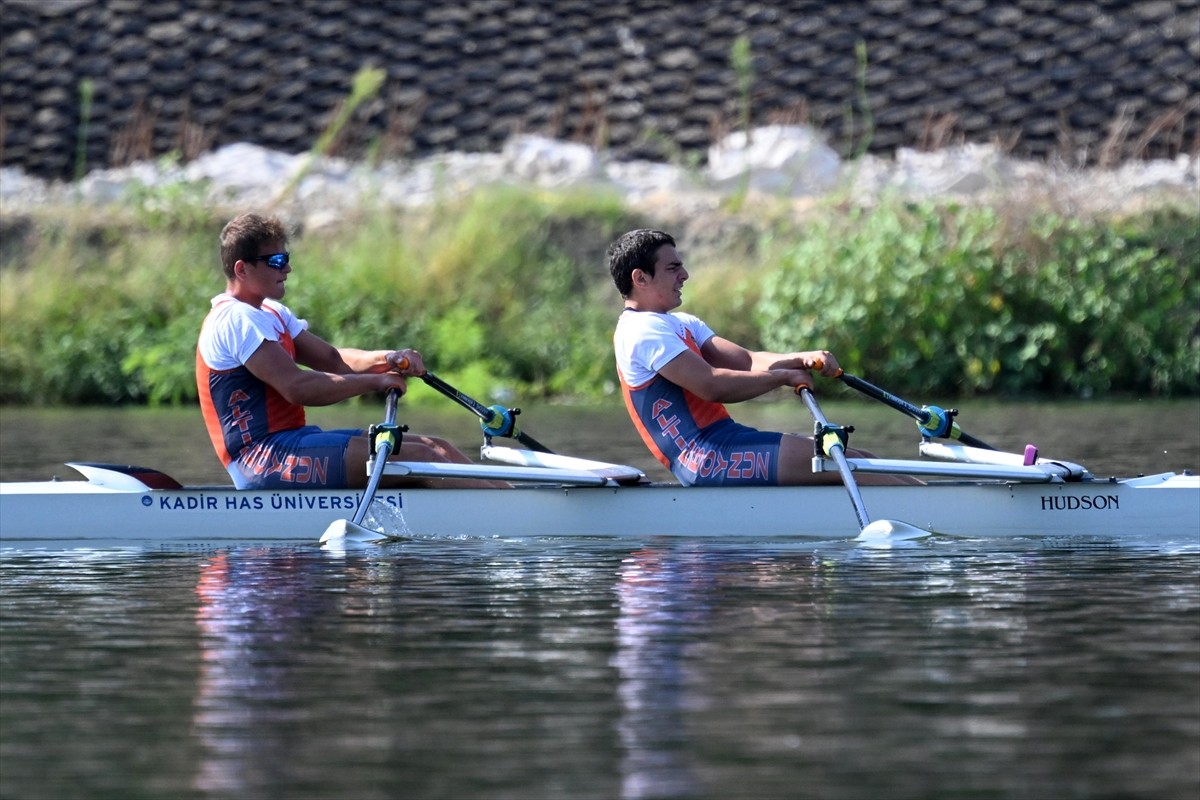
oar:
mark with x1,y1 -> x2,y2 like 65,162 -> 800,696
320,388 -> 402,545
835,370 -> 997,450
797,385 -> 928,543
418,372 -> 553,453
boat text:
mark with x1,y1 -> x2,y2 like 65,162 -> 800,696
1040,494 -> 1119,511
150,492 -> 405,511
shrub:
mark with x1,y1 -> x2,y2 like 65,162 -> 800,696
756,201 -> 1198,397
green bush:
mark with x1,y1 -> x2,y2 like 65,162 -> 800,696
0,213 -> 220,404
756,202 -> 1198,397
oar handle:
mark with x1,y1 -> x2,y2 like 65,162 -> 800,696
790,355 -> 837,394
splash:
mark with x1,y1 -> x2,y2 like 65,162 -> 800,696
362,500 -> 412,538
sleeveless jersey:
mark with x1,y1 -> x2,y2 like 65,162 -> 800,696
613,310 -> 732,473
196,294 -> 308,467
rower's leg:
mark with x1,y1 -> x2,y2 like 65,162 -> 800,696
776,434 -> 921,486
344,434 -> 509,489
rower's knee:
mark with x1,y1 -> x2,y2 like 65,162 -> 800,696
397,439 -> 445,462
778,434 -> 841,485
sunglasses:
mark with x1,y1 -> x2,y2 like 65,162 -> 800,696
250,252 -> 290,270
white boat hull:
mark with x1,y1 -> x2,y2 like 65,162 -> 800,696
2,467 -> 1197,548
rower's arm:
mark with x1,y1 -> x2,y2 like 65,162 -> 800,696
245,338 -> 395,407
295,331 -> 424,376
658,346 -> 807,403
702,336 -> 834,375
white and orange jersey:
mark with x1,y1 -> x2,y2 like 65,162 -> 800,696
196,294 -> 308,467
613,310 -> 731,472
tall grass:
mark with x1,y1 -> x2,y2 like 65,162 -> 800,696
271,65 -> 387,209
74,78 -> 94,185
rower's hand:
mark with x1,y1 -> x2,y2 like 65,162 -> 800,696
379,372 -> 408,396
803,352 -> 842,377
386,349 -> 425,377
785,368 -> 816,393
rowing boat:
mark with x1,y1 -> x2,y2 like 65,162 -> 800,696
2,443 -> 1196,548
4,371 -> 1196,549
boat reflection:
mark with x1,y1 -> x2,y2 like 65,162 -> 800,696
189,547 -> 386,794
611,542 -> 841,799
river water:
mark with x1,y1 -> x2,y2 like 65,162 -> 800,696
1,399 -> 1198,800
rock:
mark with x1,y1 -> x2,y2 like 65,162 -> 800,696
708,125 -> 842,197
1,129 -> 1195,231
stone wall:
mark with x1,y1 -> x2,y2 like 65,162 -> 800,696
3,0 -> 1197,180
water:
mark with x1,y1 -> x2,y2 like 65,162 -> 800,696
2,539 -> 1197,799
1,400 -> 1198,799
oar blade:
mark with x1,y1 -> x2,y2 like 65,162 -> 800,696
854,519 -> 930,544
320,518 -> 391,546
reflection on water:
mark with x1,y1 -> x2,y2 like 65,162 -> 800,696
1,539 -> 1198,799
614,547 -> 707,799
191,548 -> 330,794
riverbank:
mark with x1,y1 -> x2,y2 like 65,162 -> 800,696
0,131 -> 1197,405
